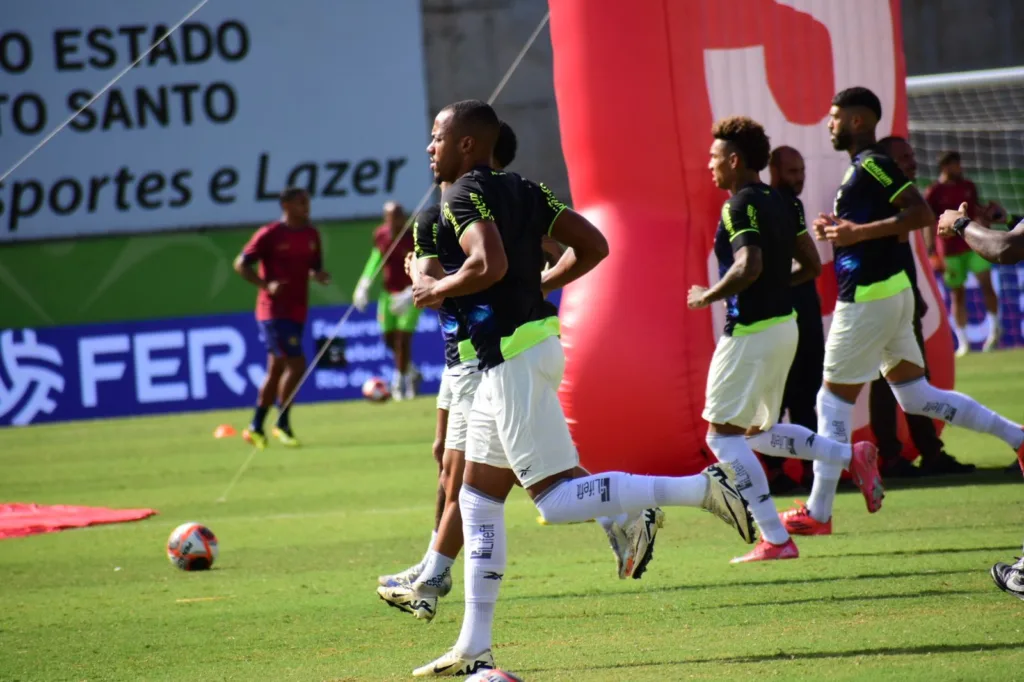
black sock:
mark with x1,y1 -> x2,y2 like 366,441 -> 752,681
251,406 -> 269,432
276,406 -> 291,432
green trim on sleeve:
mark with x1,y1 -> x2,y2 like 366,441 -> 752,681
360,248 -> 383,281
889,181 -> 914,203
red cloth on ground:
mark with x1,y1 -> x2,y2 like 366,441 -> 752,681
0,503 -> 157,539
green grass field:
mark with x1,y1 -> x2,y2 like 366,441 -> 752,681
2,351 -> 1024,681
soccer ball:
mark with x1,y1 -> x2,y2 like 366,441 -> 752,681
466,671 -> 524,682
166,522 -> 219,571
361,377 -> 391,402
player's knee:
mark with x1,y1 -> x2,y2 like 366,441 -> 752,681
889,377 -> 933,415
533,481 -> 571,525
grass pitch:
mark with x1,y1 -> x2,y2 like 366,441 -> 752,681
2,350 -> 1024,681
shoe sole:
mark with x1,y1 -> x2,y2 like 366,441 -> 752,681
851,443 -> 884,513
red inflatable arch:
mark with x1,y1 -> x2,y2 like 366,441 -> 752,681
551,0 -> 953,477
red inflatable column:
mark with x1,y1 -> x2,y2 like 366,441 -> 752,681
551,0 -> 951,475
551,1 -> 718,476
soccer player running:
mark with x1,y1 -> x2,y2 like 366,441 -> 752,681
377,121 -> 521,595
689,118 -> 881,564
782,87 -> 1024,535
353,202 -> 421,400
924,151 -> 1002,356
933,205 -> 1024,599
867,136 -> 974,477
767,145 -> 824,491
378,122 -> 665,626
408,100 -> 755,676
235,188 -> 331,448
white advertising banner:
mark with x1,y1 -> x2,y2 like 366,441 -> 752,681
0,0 -> 431,242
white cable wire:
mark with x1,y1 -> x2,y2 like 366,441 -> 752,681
0,0 -> 211,185
215,9 -> 552,503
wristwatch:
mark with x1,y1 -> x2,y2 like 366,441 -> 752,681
952,216 -> 971,238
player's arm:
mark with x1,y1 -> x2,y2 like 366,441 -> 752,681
818,158 -> 934,245
352,243 -> 382,311
411,211 -> 446,309
541,209 -> 609,293
791,232 -> 822,286
938,207 -> 1024,265
429,221 -> 507,299
309,231 -> 331,284
690,198 -> 762,308
234,228 -> 272,291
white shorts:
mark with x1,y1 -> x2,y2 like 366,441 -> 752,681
702,318 -> 798,431
465,336 -> 578,488
824,287 -> 924,385
436,365 -> 455,411
444,362 -> 481,453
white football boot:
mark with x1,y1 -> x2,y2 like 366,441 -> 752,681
623,508 -> 666,579
377,563 -> 421,588
377,583 -> 441,621
413,648 -> 495,677
700,463 -> 757,544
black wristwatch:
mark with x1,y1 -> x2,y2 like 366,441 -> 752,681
952,216 -> 971,238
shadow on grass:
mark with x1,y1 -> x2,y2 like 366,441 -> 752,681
804,545 -> 1018,560
505,568 -> 981,602
775,465 -> 1022,497
519,641 -> 1024,674
513,588 -> 985,621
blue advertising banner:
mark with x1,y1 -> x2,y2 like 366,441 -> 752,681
0,304 -> 447,427
940,263 -> 1024,351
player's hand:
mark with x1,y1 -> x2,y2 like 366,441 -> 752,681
353,277 -> 371,312
983,200 -> 1007,225
313,270 -> 331,285
404,252 -> 415,277
820,214 -> 861,246
413,276 -> 442,308
265,280 -> 282,296
811,213 -> 833,241
390,286 -> 414,315
687,285 -> 709,309
937,202 -> 969,238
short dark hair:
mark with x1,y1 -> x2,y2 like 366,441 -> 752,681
441,99 -> 500,153
832,87 -> 882,121
877,135 -> 906,154
493,120 -> 518,169
712,116 -> 771,172
938,150 -> 961,168
280,186 -> 308,203
769,145 -> 801,169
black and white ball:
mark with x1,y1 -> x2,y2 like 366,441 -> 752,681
166,522 -> 218,571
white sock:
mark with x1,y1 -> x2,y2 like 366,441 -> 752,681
706,433 -> 788,545
807,388 -> 854,523
986,311 -> 1000,332
955,325 -> 969,348
425,530 -> 438,560
455,486 -> 505,657
747,424 -> 852,467
892,377 -> 1023,449
413,550 -> 455,596
533,472 -> 707,525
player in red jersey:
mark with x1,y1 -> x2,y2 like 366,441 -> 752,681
234,187 -> 331,448
923,151 -> 1002,355
354,202 -> 421,400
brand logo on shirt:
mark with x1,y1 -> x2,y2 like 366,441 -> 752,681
862,157 -> 893,187
469,192 -> 494,221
